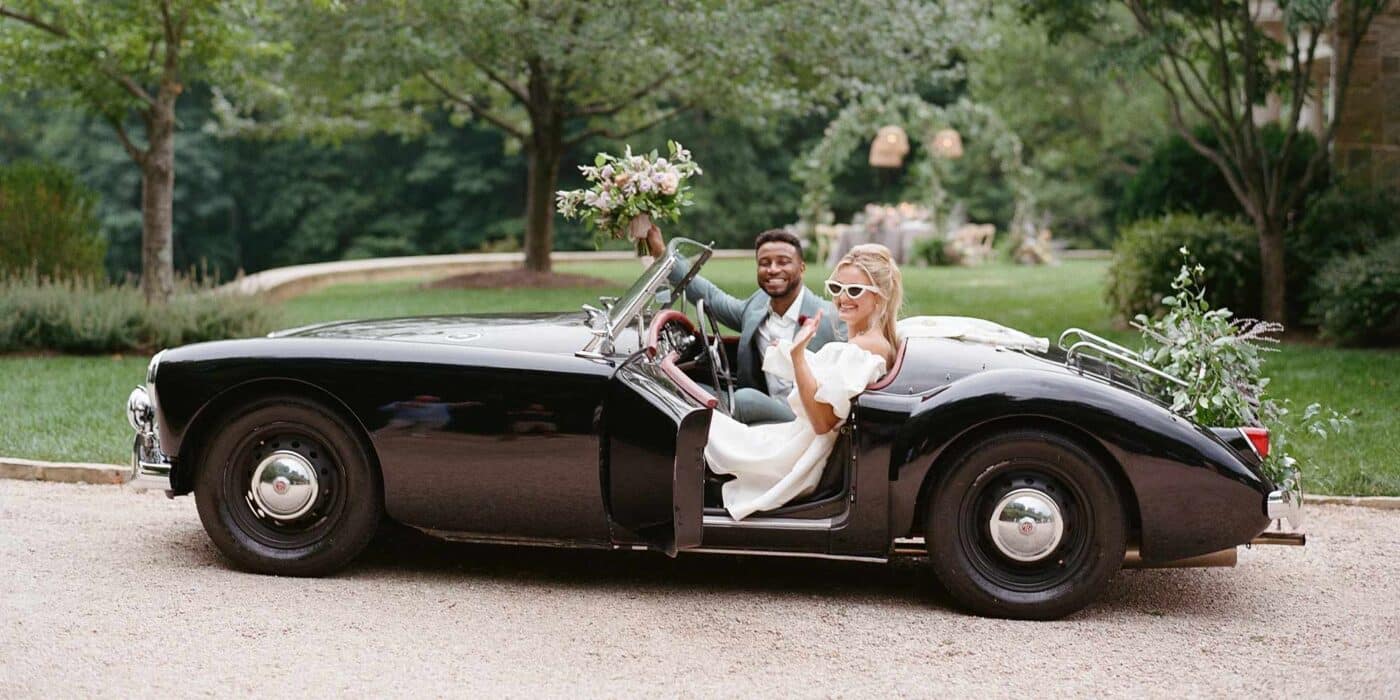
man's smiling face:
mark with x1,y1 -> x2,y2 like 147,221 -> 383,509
755,241 -> 804,299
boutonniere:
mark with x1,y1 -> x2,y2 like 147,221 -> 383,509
798,314 -> 810,327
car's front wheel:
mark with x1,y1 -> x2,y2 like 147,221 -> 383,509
194,395 -> 382,576
925,429 -> 1126,620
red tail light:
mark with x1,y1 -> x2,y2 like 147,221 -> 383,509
1240,427 -> 1270,458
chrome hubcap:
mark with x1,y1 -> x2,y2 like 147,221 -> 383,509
250,450 -> 319,521
988,488 -> 1064,562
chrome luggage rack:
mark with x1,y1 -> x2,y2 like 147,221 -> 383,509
1057,328 -> 1188,389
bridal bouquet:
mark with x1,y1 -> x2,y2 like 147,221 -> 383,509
556,141 -> 702,253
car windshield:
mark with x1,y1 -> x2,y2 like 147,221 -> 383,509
605,237 -> 711,330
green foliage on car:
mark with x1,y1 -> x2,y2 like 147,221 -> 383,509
1134,256 -> 1351,504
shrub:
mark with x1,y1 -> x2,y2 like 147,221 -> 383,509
0,275 -> 279,354
911,235 -> 953,266
0,161 -> 106,279
1289,183 -> 1400,314
1308,237 -> 1400,346
1107,213 -> 1260,321
1115,124 -> 1324,226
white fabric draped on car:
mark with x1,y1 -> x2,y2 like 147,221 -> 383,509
896,315 -> 1049,352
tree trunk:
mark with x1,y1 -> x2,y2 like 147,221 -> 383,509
140,106 -> 176,305
1258,217 -> 1287,323
522,134 -> 561,273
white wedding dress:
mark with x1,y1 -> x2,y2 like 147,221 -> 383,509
704,339 -> 887,520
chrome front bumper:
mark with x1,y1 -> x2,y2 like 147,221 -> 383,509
128,385 -> 173,494
130,433 -> 173,493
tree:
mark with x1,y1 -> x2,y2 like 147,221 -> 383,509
0,1 -> 266,303
966,5 -> 1168,245
1022,0 -> 1392,322
223,1 -> 987,272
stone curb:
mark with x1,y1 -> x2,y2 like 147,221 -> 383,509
1303,494 -> 1400,510
213,249 -> 755,302
3,456 -> 1398,510
0,458 -> 127,485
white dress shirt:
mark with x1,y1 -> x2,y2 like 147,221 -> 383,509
755,287 -> 806,399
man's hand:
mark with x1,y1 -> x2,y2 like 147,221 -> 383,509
645,222 -> 665,258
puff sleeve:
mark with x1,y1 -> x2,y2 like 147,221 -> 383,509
763,340 -> 885,420
808,343 -> 887,419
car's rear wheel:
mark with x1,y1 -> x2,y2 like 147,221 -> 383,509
925,429 -> 1126,620
194,395 -> 382,576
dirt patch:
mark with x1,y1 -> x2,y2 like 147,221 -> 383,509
425,269 -> 615,290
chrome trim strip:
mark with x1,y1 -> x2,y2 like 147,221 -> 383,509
413,527 -> 609,550
701,514 -> 834,531
686,548 -> 887,563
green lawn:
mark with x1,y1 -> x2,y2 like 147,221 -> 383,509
2,258 -> 1395,495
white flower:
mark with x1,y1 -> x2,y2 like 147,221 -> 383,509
659,172 -> 679,195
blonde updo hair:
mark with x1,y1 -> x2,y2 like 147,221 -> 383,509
835,243 -> 903,349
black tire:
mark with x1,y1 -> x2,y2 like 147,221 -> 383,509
194,395 -> 383,576
925,429 -> 1126,620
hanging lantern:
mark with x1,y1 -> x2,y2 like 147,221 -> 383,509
869,125 -> 910,168
932,128 -> 964,159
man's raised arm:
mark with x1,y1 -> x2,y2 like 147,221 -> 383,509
646,225 -> 745,329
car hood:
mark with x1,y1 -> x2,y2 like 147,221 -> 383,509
273,312 -> 598,354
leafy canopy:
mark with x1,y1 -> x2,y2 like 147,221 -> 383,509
218,1 -> 992,143
0,1 -> 277,123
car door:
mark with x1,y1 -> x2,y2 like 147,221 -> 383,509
604,356 -> 711,556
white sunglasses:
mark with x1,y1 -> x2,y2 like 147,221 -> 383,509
824,279 -> 883,299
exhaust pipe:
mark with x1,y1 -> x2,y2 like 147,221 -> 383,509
1250,531 -> 1306,546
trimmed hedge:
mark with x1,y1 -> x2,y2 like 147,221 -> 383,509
1107,213 -> 1260,321
0,276 -> 279,354
0,161 -> 106,279
1290,184 -> 1400,313
1309,237 -> 1400,346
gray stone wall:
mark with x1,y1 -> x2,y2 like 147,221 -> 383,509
1335,6 -> 1400,190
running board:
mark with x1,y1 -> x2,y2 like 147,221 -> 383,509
891,537 -> 1239,568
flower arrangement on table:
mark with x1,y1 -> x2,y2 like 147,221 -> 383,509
556,141 -> 702,254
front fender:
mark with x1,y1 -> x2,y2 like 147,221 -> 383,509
887,369 -> 1273,561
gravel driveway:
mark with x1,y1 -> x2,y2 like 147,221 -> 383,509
1,479 -> 1396,697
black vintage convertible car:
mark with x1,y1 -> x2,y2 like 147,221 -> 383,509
127,238 -> 1302,619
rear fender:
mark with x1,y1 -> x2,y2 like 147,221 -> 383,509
888,369 -> 1273,562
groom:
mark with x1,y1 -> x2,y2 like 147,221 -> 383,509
646,226 -> 842,424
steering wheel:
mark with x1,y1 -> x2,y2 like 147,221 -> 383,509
695,299 -> 736,413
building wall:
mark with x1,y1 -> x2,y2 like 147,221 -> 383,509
1335,5 -> 1400,190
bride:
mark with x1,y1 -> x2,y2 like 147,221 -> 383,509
705,244 -> 902,520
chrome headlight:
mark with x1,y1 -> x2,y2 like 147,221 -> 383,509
127,387 -> 155,433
